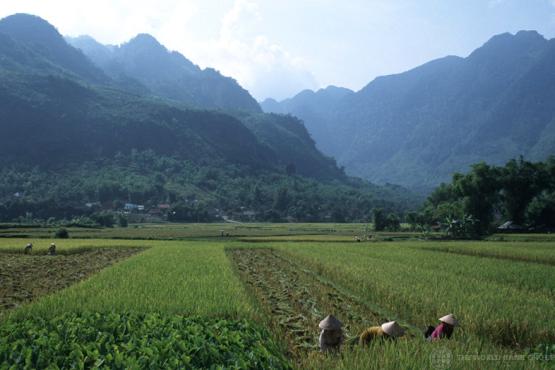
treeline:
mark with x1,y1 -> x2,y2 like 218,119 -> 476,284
418,157 -> 555,237
0,152 -> 418,224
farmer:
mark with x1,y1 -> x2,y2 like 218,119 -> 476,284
427,314 -> 458,340
24,243 -> 32,254
48,243 -> 56,256
318,315 -> 343,352
359,321 -> 405,345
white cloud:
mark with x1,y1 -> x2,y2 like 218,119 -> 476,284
0,0 -> 316,99
0,0 -> 199,45
192,0 -> 319,100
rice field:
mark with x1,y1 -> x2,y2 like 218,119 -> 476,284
0,225 -> 554,369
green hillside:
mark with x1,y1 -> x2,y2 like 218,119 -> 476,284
0,13 -> 419,222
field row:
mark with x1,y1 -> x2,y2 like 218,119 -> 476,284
227,245 -> 549,369
270,241 -> 555,350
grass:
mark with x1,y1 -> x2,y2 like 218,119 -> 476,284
0,222 -> 435,240
2,239 -> 252,320
419,241 -> 555,265
272,242 -> 555,349
0,226 -> 554,369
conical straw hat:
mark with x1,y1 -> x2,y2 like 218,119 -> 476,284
319,315 -> 342,330
439,314 -> 458,326
381,321 -> 405,337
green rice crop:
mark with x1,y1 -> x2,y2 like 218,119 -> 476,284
3,240 -> 253,320
273,242 -> 555,349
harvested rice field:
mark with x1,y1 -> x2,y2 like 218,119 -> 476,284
0,226 -> 553,369
0,247 -> 142,316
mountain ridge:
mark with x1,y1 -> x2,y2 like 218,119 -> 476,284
263,31 -> 555,191
67,33 -> 261,113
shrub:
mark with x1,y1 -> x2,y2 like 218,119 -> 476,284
117,214 -> 128,228
54,227 -> 69,238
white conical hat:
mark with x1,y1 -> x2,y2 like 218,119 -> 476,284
319,315 -> 342,330
439,314 -> 458,326
381,321 -> 405,337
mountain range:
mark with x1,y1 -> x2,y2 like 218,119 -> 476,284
262,30 -> 555,192
67,34 -> 261,113
0,13 -> 417,221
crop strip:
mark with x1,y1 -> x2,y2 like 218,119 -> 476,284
227,248 -> 417,360
0,247 -> 144,317
274,250 -> 422,337
419,246 -> 555,266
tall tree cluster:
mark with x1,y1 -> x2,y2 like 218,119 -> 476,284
422,157 -> 555,236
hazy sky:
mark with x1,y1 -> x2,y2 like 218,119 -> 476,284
1,0 -> 554,100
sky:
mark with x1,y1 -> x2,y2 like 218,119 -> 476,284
1,0 -> 555,100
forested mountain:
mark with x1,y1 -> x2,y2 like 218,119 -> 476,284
0,14 -> 109,84
261,86 -> 353,154
67,34 -> 261,112
0,13 -> 418,222
263,31 -> 555,191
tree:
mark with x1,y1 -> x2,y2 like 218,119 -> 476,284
445,214 -> 479,239
273,187 -> 290,212
406,212 -> 419,231
500,157 -> 547,224
54,228 -> 69,238
526,192 -> 555,229
331,207 -> 346,223
452,163 -> 501,235
385,213 -> 400,231
373,208 -> 386,231
92,212 -> 115,227
117,214 -> 128,228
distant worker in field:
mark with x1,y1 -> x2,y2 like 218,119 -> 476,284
359,321 -> 405,345
48,243 -> 56,256
318,315 -> 343,352
24,243 -> 32,254
426,314 -> 458,340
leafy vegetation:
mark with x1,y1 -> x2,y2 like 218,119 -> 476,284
0,312 -> 290,369
0,153 -> 418,223
422,157 -> 555,236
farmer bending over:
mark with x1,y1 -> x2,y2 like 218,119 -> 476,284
359,321 -> 405,345
318,315 -> 343,352
24,243 -> 33,254
426,314 -> 458,340
48,243 -> 56,256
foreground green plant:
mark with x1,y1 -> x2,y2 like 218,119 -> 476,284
0,312 -> 291,369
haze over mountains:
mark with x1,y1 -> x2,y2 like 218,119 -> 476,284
262,30 -> 555,191
0,13 -> 416,221
67,34 -> 261,113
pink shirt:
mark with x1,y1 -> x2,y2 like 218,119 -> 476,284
431,322 -> 452,340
